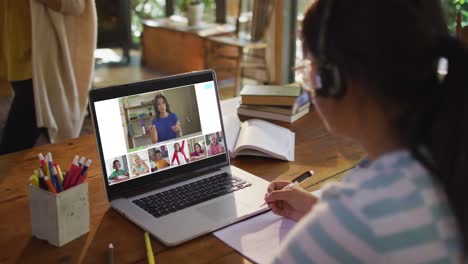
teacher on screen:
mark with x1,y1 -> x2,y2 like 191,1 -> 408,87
150,94 -> 182,144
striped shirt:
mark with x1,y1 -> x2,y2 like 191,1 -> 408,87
271,150 -> 462,263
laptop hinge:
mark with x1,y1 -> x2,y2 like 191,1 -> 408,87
117,166 -> 225,199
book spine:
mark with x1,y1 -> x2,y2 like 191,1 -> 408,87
238,108 -> 291,123
238,107 -> 309,123
241,96 -> 297,106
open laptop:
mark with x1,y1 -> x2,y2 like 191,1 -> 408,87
89,70 -> 270,246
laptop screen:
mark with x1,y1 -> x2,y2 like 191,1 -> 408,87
89,71 -> 229,199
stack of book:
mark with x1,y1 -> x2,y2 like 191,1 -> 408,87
238,83 -> 311,123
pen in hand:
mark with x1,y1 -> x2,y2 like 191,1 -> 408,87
261,170 -> 315,207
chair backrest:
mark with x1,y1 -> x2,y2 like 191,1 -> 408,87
251,0 -> 275,41
234,0 -> 275,42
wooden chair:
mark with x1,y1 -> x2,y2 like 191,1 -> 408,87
206,0 -> 275,95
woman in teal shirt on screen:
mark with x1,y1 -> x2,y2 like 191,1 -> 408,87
265,0 -> 467,262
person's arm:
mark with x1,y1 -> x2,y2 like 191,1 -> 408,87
272,193 -> 379,263
179,141 -> 188,159
143,161 -> 149,173
191,154 -> 203,161
208,146 -> 213,156
264,181 -> 319,221
123,170 -> 129,176
181,151 -> 189,162
37,0 -> 86,15
150,125 -> 158,144
109,171 -> 116,180
172,121 -> 182,137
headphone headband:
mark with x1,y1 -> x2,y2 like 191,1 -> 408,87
315,0 -> 346,98
318,0 -> 334,64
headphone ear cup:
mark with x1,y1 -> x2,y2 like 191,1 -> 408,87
317,63 -> 345,97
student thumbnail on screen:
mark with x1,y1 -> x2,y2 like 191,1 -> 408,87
148,145 -> 170,172
106,155 -> 130,185
128,151 -> 151,178
206,131 -> 225,156
187,136 -> 207,162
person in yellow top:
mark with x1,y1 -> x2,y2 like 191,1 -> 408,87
0,0 -> 37,154
0,0 -> 96,155
153,149 -> 169,170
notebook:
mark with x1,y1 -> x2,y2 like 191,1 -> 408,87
88,70 -> 270,246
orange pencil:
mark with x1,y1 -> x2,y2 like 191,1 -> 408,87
44,176 -> 57,194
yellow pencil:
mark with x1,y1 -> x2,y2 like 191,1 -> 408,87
45,161 -> 50,178
56,164 -> 64,182
29,175 -> 39,187
144,232 -> 155,264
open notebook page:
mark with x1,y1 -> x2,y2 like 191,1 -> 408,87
235,119 -> 294,161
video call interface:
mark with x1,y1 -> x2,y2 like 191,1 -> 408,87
93,81 -> 226,186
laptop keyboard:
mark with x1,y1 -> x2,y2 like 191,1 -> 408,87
132,172 -> 252,218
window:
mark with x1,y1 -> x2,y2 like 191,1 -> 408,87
295,1 -> 315,81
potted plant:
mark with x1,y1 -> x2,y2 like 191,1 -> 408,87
442,0 -> 467,33
185,0 -> 204,26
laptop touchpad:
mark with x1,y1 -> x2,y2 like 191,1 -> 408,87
196,197 -> 249,222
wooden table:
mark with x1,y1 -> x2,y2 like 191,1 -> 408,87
0,109 -> 366,263
141,17 -> 235,74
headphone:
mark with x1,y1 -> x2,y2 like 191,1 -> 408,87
315,0 -> 346,98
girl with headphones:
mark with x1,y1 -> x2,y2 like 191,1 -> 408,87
264,0 -> 467,262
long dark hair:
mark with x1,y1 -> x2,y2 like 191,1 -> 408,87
153,94 -> 172,119
194,143 -> 202,153
302,0 -> 467,253
174,142 -> 180,152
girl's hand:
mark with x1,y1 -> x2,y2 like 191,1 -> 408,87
264,181 -> 319,221
150,125 -> 158,143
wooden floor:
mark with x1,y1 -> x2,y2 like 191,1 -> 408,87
0,48 -> 238,141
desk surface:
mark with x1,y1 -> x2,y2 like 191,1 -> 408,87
0,109 -> 365,263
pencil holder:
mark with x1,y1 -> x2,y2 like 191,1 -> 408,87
28,182 -> 90,247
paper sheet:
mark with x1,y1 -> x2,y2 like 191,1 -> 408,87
214,190 -> 321,263
220,97 -> 241,116
221,97 -> 242,154
222,113 -> 241,155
